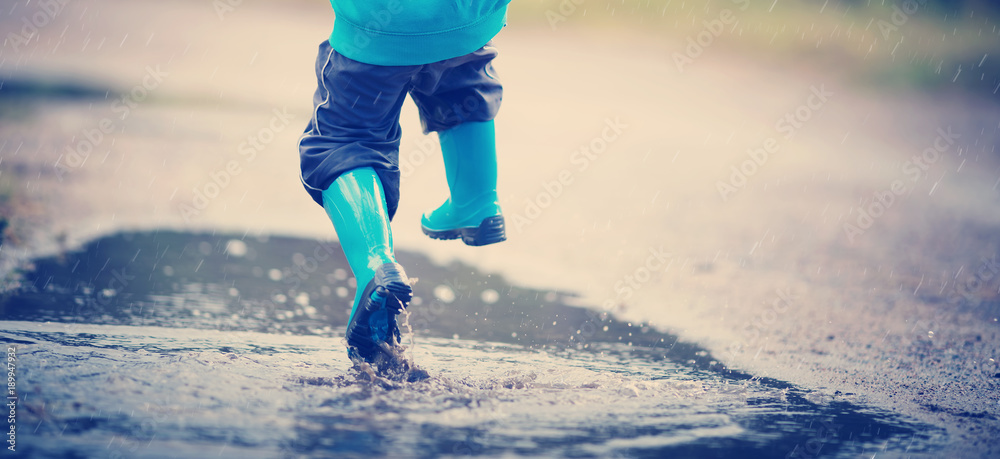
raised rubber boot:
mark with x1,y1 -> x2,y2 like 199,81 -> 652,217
322,167 -> 412,363
420,120 -> 506,246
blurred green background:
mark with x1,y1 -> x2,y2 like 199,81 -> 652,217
508,0 -> 999,97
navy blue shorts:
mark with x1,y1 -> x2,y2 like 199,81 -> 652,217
298,40 -> 503,218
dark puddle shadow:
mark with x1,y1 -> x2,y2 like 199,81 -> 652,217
0,74 -> 115,120
0,75 -> 112,102
1,230 -> 947,457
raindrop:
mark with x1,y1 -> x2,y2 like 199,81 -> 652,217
273,293 -> 287,304
480,288 -> 499,304
333,268 -> 348,280
228,288 -> 239,297
198,241 -> 213,256
434,285 -> 456,303
268,269 -> 282,281
336,287 -> 348,298
163,266 -> 174,276
225,239 -> 248,257
295,292 -> 309,306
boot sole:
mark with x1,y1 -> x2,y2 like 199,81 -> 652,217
373,263 -> 413,311
422,215 -> 506,247
346,263 -> 412,363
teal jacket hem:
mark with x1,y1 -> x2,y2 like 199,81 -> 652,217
328,6 -> 507,66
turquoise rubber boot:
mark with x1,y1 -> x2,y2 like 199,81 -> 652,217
420,120 -> 506,246
322,167 -> 412,363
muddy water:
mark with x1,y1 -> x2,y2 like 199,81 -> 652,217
1,231 -> 943,458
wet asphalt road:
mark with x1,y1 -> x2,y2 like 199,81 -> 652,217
1,0 -> 999,457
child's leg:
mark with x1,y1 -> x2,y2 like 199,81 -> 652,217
299,41 -> 419,219
298,41 -> 418,362
421,120 -> 504,246
320,167 -> 400,325
409,44 -> 506,246
322,167 -> 412,362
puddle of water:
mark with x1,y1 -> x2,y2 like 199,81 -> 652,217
1,231 -> 946,457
